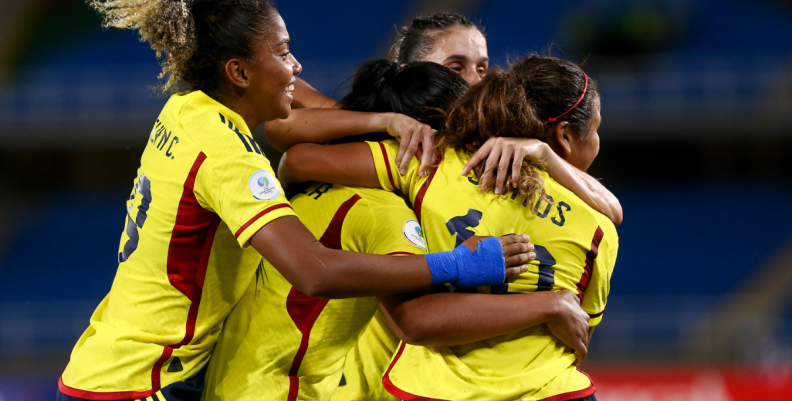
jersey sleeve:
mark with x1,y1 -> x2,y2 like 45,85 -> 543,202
196,151 -> 295,248
580,223 -> 619,327
366,140 -> 422,195
344,199 -> 427,257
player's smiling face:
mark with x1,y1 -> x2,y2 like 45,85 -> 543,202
422,26 -> 488,85
249,14 -> 302,121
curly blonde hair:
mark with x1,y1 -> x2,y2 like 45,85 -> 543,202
89,0 -> 276,94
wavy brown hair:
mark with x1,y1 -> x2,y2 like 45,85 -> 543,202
89,0 -> 277,95
437,54 -> 599,210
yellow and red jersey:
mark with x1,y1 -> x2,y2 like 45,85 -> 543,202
365,140 -> 619,401
332,309 -> 402,401
202,183 -> 427,401
59,91 -> 296,399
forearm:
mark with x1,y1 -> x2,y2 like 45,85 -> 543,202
263,108 -> 389,152
252,216 -> 432,298
291,78 -> 338,109
380,291 -> 560,346
543,151 -> 623,225
278,142 -> 380,187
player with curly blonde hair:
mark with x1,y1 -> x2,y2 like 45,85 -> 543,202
56,1 -> 534,400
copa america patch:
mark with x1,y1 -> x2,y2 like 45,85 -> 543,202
403,220 -> 427,250
248,170 -> 280,200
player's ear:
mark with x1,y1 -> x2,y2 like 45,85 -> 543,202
554,121 -> 573,157
225,58 -> 250,88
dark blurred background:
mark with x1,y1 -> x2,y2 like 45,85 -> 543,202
1,0 -> 791,399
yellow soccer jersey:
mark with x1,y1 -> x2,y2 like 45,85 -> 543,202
59,91 -> 296,399
366,140 -> 619,401
332,309 -> 402,401
202,183 -> 427,401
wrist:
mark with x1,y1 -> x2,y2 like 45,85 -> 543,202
376,112 -> 393,133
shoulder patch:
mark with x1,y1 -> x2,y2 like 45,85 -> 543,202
249,170 -> 280,200
403,220 -> 427,250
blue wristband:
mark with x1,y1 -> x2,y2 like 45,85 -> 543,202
424,237 -> 506,287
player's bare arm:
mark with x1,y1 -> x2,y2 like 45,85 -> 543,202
251,217 -> 532,299
265,109 -> 436,174
290,77 -> 338,109
378,288 -> 590,364
278,142 -> 378,187
462,137 -> 623,225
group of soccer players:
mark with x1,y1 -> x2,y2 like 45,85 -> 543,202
57,1 -> 621,401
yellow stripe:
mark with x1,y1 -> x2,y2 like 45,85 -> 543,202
156,390 -> 167,401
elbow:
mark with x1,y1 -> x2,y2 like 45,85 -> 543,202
391,316 -> 435,346
292,278 -> 335,299
609,203 -> 624,227
278,145 -> 311,184
263,120 -> 289,152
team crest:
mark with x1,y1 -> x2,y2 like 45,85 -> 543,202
403,220 -> 427,250
249,170 -> 280,200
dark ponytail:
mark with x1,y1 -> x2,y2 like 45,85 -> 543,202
338,59 -> 469,132
391,12 -> 484,63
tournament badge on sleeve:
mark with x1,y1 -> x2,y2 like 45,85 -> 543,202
403,220 -> 427,250
249,170 -> 280,200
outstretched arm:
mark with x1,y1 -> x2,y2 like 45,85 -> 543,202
462,138 -> 623,226
379,288 -> 591,365
252,218 -> 532,299
278,142 -> 380,188
265,110 -> 437,176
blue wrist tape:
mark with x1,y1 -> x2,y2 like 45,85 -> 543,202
425,237 -> 506,287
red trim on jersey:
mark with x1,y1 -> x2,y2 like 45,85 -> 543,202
382,342 -> 448,401
413,165 -> 439,222
387,251 -> 416,256
575,226 -> 604,303
378,142 -> 397,189
234,203 -> 293,238
58,377 -> 154,400
382,343 -> 596,401
59,152 -> 221,399
537,369 -> 596,401
589,311 -> 604,319
285,194 -> 360,401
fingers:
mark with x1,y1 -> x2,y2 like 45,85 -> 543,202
505,265 -> 529,278
399,125 -> 422,175
480,142 -> 503,191
395,130 -> 409,168
572,341 -> 588,366
497,234 -> 530,248
461,137 -> 495,176
418,126 -> 435,177
511,147 -> 525,189
494,145 -> 514,194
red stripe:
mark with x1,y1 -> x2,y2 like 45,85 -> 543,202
285,194 -> 360,401
382,343 -> 596,401
575,227 -> 604,303
588,311 -> 604,319
538,369 -> 596,401
413,165 -> 439,222
379,142 -> 396,189
58,377 -> 155,400
59,152 -> 220,399
234,203 -> 293,238
382,342 -> 448,401
387,251 -> 415,256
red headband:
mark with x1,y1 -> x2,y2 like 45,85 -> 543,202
542,72 -> 589,125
